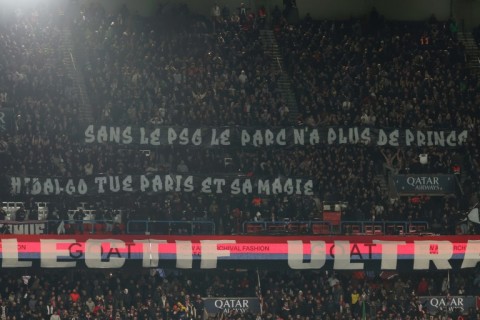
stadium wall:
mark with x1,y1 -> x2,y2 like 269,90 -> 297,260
76,0 -> 480,29
297,0 -> 451,20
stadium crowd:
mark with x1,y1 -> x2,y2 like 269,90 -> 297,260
0,1 -> 480,319
0,268 -> 478,320
0,1 -> 479,235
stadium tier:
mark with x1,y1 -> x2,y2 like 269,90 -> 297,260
0,0 -> 480,318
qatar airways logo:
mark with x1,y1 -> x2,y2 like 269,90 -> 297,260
1,239 -> 480,270
406,176 -> 441,191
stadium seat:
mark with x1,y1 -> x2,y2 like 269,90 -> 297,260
408,225 -> 417,234
374,225 -> 383,235
351,225 -> 361,235
364,225 -> 374,235
246,224 -> 263,234
312,224 -> 330,235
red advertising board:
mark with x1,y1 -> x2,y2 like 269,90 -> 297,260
0,235 -> 478,270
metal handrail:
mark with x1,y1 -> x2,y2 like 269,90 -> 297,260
127,220 -> 215,235
340,220 -> 430,235
0,219 -> 430,236
242,220 -> 332,234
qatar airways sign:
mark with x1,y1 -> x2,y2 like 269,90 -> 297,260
203,298 -> 261,314
394,174 -> 455,195
1,235 -> 480,270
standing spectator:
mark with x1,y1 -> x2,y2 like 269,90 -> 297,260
112,223 -> 122,235
258,6 -> 267,28
50,311 -> 61,320
74,209 -> 85,234
211,2 -> 221,31
0,208 -> 6,220
85,298 -> 95,313
351,288 -> 360,317
417,277 -> 429,296
55,209 -> 67,235
238,70 -> 248,85
104,209 -> 114,233
28,208 -> 38,220
70,289 -> 80,304
15,206 -> 26,221
238,3 -> 248,24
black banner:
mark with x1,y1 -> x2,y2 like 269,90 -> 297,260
9,174 -> 314,196
84,125 -> 468,148
203,298 -> 260,314
393,174 -> 456,195
418,296 -> 476,315
0,108 -> 14,133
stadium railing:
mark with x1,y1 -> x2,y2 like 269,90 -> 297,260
0,219 -> 430,236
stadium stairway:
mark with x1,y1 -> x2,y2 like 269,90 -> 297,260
458,32 -> 479,200
259,29 -> 300,123
59,28 -> 94,123
459,32 -> 480,77
375,173 -> 398,202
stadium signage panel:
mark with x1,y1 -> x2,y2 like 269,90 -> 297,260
203,298 -> 260,314
418,296 -> 476,315
0,235 -> 480,270
83,125 -> 468,148
9,175 -> 314,196
394,174 -> 455,195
